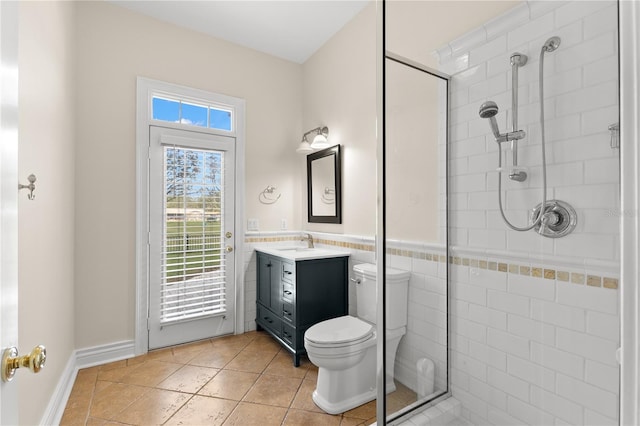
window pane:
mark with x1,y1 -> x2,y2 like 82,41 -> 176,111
181,102 -> 207,127
153,97 -> 180,122
210,108 -> 232,131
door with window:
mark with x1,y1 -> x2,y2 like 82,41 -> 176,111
148,126 -> 235,349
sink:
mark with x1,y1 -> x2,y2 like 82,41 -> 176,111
256,246 -> 350,261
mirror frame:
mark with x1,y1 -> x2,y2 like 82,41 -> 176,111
307,144 -> 342,224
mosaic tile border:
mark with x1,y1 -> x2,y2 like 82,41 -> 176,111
245,236 -> 618,290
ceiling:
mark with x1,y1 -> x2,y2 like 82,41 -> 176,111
110,0 -> 371,64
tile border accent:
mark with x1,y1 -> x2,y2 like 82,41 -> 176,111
245,232 -> 619,290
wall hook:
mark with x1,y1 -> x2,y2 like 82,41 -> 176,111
18,174 -> 36,200
259,185 -> 281,204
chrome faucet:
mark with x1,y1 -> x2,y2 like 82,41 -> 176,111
301,233 -> 314,248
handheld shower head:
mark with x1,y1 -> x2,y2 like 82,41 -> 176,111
479,101 -> 499,118
479,101 -> 501,140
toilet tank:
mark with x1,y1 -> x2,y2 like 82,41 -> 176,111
353,263 -> 410,329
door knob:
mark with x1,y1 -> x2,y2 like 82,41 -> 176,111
2,345 -> 46,382
225,231 -> 232,239
225,246 -> 233,253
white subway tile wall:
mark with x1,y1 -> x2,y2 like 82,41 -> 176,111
437,1 -> 620,425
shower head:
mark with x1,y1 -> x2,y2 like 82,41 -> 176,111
543,36 -> 561,53
479,101 -> 499,118
479,101 -> 501,140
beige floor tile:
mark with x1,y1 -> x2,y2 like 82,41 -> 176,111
242,335 -> 282,354
222,402 -> 287,426
112,388 -> 190,425
212,332 -> 254,349
59,406 -> 89,425
97,359 -> 127,372
243,374 -> 302,407
262,350 -> 309,378
96,361 -> 143,383
339,417 -> 367,426
165,395 -> 237,426
157,364 -> 219,393
305,363 -> 319,381
224,347 -> 277,373
119,360 -> 182,387
343,399 -> 377,420
89,382 -> 147,420
198,369 -> 259,400
283,408 -> 342,426
290,379 -> 323,413
189,345 -> 243,369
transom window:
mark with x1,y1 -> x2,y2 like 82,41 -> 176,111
152,95 -> 233,131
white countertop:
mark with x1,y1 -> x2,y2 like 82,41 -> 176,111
256,246 -> 351,261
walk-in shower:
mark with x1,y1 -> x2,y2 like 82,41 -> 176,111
479,36 -> 577,238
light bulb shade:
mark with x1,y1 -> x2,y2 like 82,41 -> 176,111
311,133 -> 329,149
296,140 -> 313,154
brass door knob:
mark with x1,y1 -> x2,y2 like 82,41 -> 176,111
225,246 -> 233,253
2,345 -> 46,382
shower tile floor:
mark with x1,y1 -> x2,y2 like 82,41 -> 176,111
61,330 -> 417,425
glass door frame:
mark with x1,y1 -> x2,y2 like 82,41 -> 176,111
376,1 -> 452,422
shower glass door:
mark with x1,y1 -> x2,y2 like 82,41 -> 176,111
384,54 -> 450,420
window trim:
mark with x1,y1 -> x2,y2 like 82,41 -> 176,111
136,77 -> 246,355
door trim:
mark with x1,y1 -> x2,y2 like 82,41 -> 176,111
135,77 -> 246,355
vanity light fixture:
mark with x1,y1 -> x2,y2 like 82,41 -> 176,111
296,135 -> 314,154
296,126 -> 330,153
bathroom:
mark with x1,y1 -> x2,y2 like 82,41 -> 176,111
4,0 -> 639,424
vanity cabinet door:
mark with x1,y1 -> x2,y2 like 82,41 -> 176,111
257,253 -> 281,312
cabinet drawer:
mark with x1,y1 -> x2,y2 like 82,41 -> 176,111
257,304 -> 282,337
282,323 -> 296,347
282,283 -> 294,301
282,261 -> 295,283
282,301 -> 295,323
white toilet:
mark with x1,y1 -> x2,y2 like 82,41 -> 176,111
304,263 -> 410,414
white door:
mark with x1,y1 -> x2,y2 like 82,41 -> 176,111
148,126 -> 236,349
0,1 -> 19,423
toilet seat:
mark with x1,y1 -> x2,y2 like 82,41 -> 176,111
305,316 -> 374,348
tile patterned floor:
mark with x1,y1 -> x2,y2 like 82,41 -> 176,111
61,331 -> 417,425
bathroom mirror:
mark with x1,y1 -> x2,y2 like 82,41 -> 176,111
307,145 -> 342,223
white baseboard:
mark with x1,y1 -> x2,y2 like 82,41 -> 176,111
75,340 -> 136,369
39,353 -> 77,426
41,340 -> 136,425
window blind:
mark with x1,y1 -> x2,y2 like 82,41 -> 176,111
161,146 -> 226,323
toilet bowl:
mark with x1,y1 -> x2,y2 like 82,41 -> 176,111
304,263 -> 410,414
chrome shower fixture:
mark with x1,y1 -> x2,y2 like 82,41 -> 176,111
485,35 -> 575,238
477,101 -> 526,144
530,200 -> 576,238
543,36 -> 561,52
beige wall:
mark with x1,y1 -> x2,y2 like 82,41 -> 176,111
18,2 -> 76,424
302,3 -> 377,237
74,1 -> 302,348
386,1 -> 519,67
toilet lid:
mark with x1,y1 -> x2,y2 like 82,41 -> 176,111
305,316 -> 374,346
